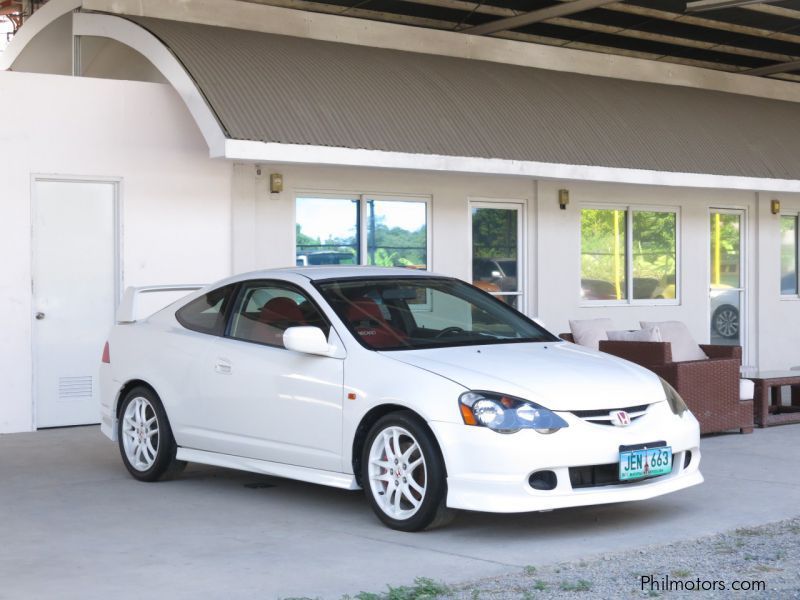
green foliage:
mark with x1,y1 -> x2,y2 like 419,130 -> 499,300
532,580 -> 548,591
354,577 -> 449,600
581,208 -> 677,298
558,579 -> 592,592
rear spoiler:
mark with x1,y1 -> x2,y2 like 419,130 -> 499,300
116,285 -> 207,324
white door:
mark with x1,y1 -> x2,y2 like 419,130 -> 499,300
186,280 -> 345,471
33,179 -> 118,428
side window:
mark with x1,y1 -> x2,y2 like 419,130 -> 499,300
229,282 -> 329,347
175,285 -> 234,335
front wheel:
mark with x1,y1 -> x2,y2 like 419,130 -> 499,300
362,411 -> 453,531
117,386 -> 185,482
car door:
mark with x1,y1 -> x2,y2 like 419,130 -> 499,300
190,279 -> 346,472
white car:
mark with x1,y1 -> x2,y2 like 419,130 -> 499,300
100,267 -> 702,531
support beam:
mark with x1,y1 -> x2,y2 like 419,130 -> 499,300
745,59 -> 800,77
686,0 -> 783,13
462,0 -> 619,36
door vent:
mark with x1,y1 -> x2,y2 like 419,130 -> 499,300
58,376 -> 93,400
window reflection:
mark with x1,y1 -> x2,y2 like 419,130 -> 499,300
295,198 -> 359,266
366,199 -> 427,269
581,209 -> 627,301
471,207 -> 521,307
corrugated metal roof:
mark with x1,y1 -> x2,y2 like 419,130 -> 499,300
129,15 -> 800,180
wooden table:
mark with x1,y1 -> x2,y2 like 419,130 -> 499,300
749,370 -> 800,428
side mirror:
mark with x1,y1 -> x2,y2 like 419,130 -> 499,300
283,326 -> 333,356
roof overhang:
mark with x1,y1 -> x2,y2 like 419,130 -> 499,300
8,3 -> 800,192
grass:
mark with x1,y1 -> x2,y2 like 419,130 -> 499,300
523,565 -> 537,576
670,569 -> 692,578
351,577 -> 450,600
532,580 -> 548,591
558,579 -> 592,592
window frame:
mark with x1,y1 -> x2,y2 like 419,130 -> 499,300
780,212 -> 800,300
294,192 -> 432,271
579,203 -> 681,307
224,279 -> 332,349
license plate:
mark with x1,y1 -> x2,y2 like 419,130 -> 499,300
619,446 -> 672,481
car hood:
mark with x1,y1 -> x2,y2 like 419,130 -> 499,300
382,341 -> 665,411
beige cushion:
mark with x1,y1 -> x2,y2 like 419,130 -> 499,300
606,327 -> 662,342
739,379 -> 755,401
569,318 -> 614,350
640,321 -> 708,362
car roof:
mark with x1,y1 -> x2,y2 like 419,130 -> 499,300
227,266 -> 447,283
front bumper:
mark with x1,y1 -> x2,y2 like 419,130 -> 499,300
429,402 -> 702,513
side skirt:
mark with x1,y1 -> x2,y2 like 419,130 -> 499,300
175,447 -> 361,490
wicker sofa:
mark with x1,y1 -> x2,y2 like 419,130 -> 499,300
560,334 -> 753,435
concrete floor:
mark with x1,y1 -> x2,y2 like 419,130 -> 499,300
1,426 -> 799,600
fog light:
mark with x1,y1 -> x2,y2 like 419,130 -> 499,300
528,470 -> 557,491
683,450 -> 692,469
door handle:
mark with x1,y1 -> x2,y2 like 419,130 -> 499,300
214,359 -> 232,375
35,312 -> 46,320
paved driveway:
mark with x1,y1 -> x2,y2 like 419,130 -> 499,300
1,426 -> 799,599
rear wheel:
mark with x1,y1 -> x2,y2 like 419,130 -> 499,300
117,386 -> 185,482
712,305 -> 739,339
362,411 -> 453,531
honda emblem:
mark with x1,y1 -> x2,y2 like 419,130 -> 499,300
611,410 -> 631,427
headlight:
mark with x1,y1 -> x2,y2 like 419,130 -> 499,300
660,377 -> 687,416
459,391 -> 568,434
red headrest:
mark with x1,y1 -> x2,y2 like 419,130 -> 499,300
259,297 -> 304,325
344,297 -> 406,349
345,298 -> 388,326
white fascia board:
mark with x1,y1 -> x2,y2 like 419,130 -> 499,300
0,0 -> 81,70
82,0 -> 800,105
72,12 -> 227,157
225,139 -> 800,193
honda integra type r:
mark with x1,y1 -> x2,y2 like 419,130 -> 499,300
100,267 -> 702,531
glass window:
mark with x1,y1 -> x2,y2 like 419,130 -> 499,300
581,207 -> 678,302
633,211 -> 677,300
709,211 -> 743,346
175,285 -> 234,335
295,198 -> 359,266
781,215 -> 798,296
581,208 -> 627,301
471,206 -> 522,309
229,282 -> 329,347
318,277 -> 555,351
365,199 -> 427,269
296,197 -> 428,269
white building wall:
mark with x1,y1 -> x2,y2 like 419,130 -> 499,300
233,164 -> 800,371
0,72 -> 232,433
756,191 -> 800,370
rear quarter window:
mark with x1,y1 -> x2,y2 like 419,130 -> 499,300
175,285 -> 235,335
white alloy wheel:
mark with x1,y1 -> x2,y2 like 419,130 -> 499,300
367,426 -> 427,520
121,396 -> 160,471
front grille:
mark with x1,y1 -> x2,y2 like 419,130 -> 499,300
570,403 -> 650,426
569,456 -> 676,489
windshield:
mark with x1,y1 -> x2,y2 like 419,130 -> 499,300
316,277 -> 557,350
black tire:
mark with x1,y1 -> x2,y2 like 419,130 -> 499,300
712,305 -> 739,339
117,386 -> 186,482
361,411 -> 454,532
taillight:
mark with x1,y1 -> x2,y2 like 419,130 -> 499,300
102,341 -> 110,364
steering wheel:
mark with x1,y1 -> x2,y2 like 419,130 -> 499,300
435,326 -> 465,338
